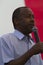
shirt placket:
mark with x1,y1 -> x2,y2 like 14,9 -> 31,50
25,37 -> 31,65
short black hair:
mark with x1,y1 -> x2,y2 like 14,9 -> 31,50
12,7 -> 28,29
12,7 -> 20,28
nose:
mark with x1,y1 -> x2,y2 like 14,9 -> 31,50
30,19 -> 34,24
29,20 -> 34,28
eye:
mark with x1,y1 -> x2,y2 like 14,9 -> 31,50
32,15 -> 34,18
29,14 -> 34,18
25,14 -> 34,19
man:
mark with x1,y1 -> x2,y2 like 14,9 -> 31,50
0,7 -> 43,65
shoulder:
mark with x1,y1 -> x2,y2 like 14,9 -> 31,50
0,33 -> 16,50
0,32 -> 16,41
0,33 -> 14,45
0,32 -> 18,46
0,33 -> 12,40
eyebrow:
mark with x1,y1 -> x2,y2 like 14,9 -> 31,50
23,13 -> 34,18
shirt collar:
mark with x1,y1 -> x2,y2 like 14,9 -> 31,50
14,29 -> 25,40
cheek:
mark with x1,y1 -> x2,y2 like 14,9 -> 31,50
24,27 -> 29,32
25,26 -> 32,32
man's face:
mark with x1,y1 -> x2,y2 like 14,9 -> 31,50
19,8 -> 34,35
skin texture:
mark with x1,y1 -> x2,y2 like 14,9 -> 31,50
14,7 -> 34,36
5,7 -> 43,65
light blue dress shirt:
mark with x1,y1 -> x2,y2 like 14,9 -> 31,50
0,30 -> 43,65
0,41 -> 4,65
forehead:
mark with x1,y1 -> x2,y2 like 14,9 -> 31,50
20,8 -> 33,16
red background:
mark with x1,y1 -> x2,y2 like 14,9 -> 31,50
25,0 -> 43,59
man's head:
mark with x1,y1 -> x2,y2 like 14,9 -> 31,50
12,7 -> 35,36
